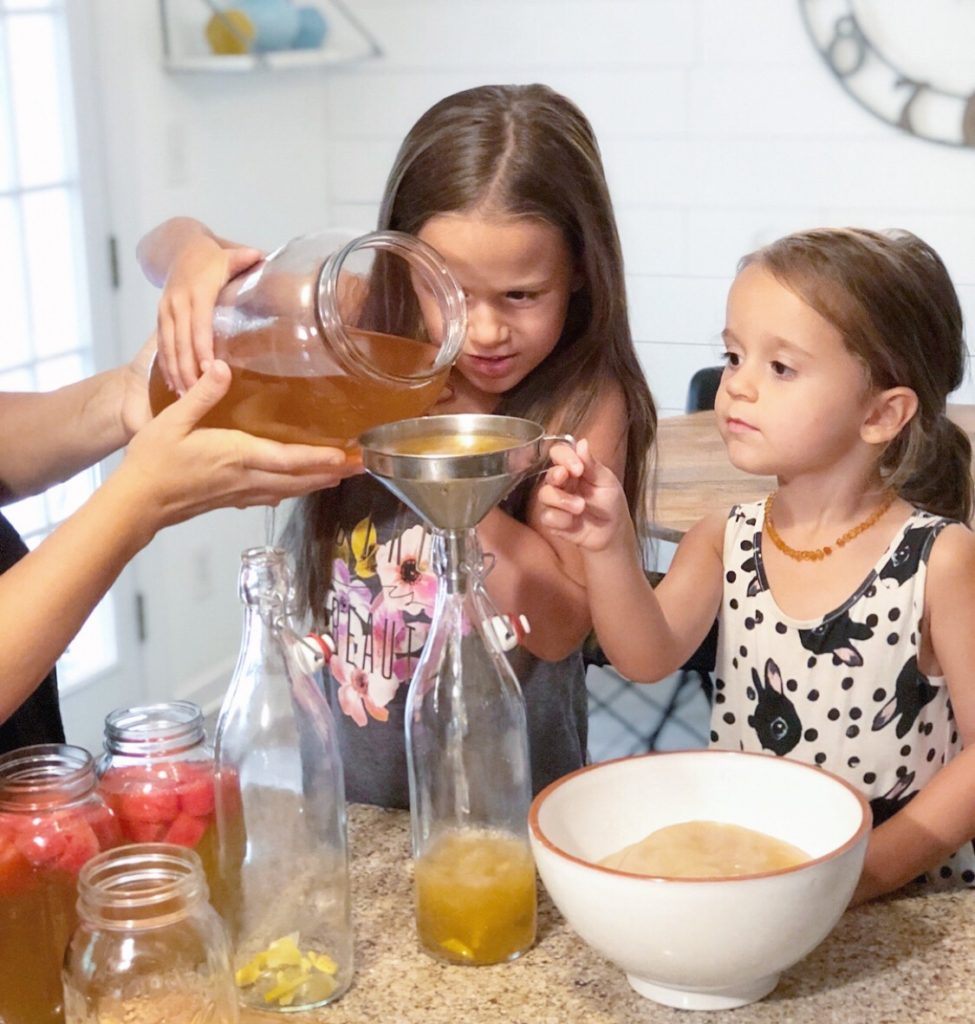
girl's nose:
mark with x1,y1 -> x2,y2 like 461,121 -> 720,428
466,301 -> 508,348
725,362 -> 758,401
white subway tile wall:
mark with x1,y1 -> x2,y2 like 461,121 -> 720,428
317,0 -> 975,413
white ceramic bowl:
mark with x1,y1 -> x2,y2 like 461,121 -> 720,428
529,750 -> 871,1011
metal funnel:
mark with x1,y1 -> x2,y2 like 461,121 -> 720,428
360,414 -> 551,532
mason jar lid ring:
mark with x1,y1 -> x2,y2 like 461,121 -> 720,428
77,842 -> 208,930
103,699 -> 206,758
0,743 -> 96,810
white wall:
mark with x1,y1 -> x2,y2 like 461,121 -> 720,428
79,0 -> 975,720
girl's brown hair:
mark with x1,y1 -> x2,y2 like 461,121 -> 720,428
741,227 -> 972,522
288,84 -> 656,623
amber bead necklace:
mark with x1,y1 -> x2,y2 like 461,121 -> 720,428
763,490 -> 897,562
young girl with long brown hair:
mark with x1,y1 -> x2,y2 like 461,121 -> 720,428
139,83 -> 657,807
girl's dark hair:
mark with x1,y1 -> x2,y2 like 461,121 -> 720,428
741,227 -> 972,522
288,84 -> 657,624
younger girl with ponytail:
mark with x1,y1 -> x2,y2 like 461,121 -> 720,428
539,227 -> 975,904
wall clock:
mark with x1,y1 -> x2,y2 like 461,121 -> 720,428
799,0 -> 975,148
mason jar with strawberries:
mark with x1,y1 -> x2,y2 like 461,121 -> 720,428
95,701 -> 222,898
0,743 -> 123,1024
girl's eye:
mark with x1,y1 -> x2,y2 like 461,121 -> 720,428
721,351 -> 740,368
771,361 -> 794,377
506,290 -> 537,302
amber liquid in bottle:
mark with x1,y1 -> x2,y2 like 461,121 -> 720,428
414,827 -> 537,965
148,325 -> 449,450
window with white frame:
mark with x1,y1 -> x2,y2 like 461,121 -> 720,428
0,0 -> 117,688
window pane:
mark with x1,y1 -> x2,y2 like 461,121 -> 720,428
1,0 -> 116,692
45,463 -> 98,525
7,11 -> 67,186
4,492 -> 45,537
22,187 -> 82,357
0,199 -> 31,368
34,350 -> 86,390
0,367 -> 33,390
0,20 -> 14,190
58,595 -> 118,691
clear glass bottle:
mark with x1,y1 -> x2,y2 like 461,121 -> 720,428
148,229 -> 467,449
406,530 -> 537,966
214,546 -> 353,1012
96,700 -> 219,901
62,843 -> 238,1023
0,743 -> 122,1024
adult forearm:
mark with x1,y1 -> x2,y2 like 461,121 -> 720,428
0,369 -> 131,501
0,472 -> 153,723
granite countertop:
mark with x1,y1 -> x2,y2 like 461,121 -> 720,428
241,804 -> 972,1024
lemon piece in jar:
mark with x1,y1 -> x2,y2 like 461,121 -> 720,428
264,933 -> 303,969
440,937 -> 475,960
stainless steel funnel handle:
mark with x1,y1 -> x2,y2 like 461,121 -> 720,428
523,432 -> 576,481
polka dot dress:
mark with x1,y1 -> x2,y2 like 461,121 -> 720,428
710,500 -> 975,890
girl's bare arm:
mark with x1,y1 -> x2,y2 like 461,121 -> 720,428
475,385 -> 630,661
537,426 -> 725,677
583,510 -> 725,682
852,523 -> 975,903
136,217 -> 263,393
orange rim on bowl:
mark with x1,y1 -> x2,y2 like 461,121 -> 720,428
528,749 -> 872,883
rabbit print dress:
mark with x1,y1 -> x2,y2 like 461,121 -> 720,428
710,499 -> 975,890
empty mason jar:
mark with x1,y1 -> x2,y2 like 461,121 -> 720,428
62,843 -> 238,1023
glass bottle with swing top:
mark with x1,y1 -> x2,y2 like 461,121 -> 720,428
406,527 -> 537,965
357,412 -> 572,967
213,546 -> 353,1011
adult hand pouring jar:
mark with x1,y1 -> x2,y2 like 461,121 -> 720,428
148,229 -> 468,449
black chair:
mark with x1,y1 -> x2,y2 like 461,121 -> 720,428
685,365 -> 723,414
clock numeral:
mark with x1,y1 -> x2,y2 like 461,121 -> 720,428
894,77 -> 926,135
826,15 -> 867,77
963,95 -> 975,148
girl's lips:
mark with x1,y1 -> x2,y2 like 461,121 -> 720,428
464,353 -> 517,380
725,416 -> 757,433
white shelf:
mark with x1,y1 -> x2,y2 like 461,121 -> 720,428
159,0 -> 382,75
164,44 -> 374,75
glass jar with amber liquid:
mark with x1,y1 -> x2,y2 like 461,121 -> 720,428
0,743 -> 122,1024
148,229 -> 467,448
62,843 -> 238,1023
95,700 -> 222,903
